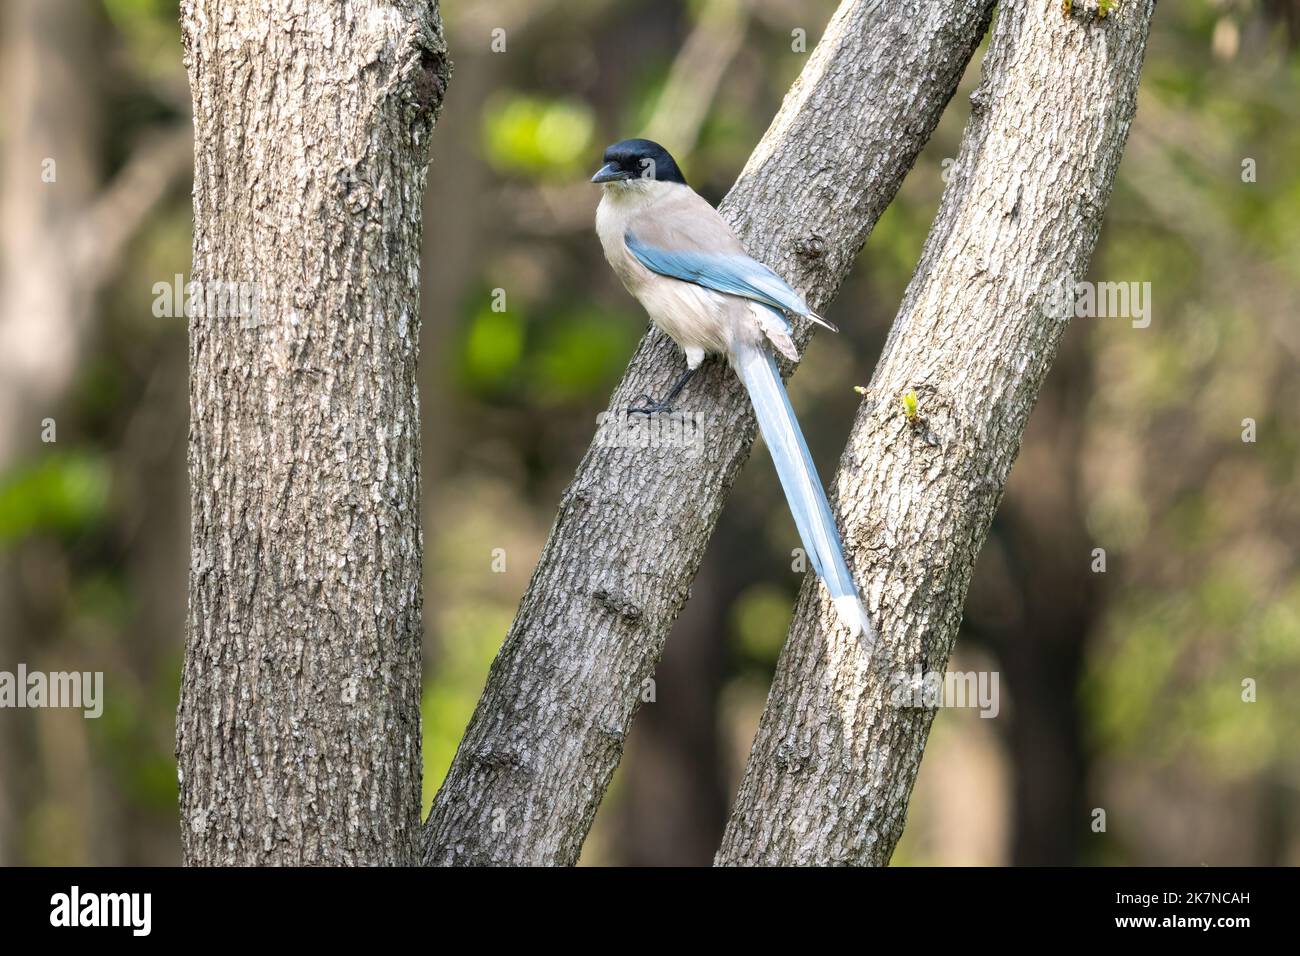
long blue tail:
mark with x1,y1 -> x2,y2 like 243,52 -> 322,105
731,344 -> 875,645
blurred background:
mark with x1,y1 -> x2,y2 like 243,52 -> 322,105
1,0 -> 1298,866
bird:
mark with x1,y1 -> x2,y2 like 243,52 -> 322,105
592,138 -> 874,644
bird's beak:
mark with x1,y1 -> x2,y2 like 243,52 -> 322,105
591,162 -> 629,184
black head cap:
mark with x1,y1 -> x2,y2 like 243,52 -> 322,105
591,138 -> 687,185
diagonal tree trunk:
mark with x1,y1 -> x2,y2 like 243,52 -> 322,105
423,0 -> 997,867
176,0 -> 449,865
716,0 -> 1156,866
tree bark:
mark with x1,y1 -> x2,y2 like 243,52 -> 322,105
177,0 -> 449,865
715,0 -> 1155,866
423,0 -> 996,866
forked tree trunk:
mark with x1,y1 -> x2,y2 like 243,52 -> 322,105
177,0 -> 449,865
716,0 -> 1156,866
423,0 -> 997,866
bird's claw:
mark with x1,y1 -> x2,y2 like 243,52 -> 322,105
628,394 -> 673,416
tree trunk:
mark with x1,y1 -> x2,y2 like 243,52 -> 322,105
176,0 -> 449,865
423,0 -> 997,866
715,0 -> 1156,866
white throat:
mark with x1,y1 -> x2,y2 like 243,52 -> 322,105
598,178 -> 685,211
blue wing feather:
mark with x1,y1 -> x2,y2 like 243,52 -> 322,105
624,231 -> 810,322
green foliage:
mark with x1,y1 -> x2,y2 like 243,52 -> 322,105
419,480 -> 541,810
531,310 -> 640,401
482,94 -> 595,179
1086,572 -> 1300,777
901,389 -> 919,422
0,453 -> 110,545
421,602 -> 513,808
462,306 -> 526,390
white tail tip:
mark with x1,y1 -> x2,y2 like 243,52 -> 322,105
833,595 -> 876,649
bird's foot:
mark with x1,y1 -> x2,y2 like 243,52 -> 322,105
628,394 -> 675,416
627,366 -> 699,416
